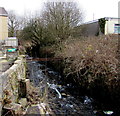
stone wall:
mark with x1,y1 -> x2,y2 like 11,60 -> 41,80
0,55 -> 26,115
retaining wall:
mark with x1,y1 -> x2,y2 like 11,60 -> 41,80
0,55 -> 26,115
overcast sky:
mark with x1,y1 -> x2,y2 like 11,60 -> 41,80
0,0 -> 119,22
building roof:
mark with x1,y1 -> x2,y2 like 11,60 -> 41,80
105,17 -> 120,20
78,19 -> 98,26
79,17 -> 120,26
0,7 -> 8,17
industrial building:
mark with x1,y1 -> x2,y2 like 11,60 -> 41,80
105,17 -> 120,34
77,17 -> 120,36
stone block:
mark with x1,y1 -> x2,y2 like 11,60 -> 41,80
19,98 -> 27,108
26,104 -> 45,115
25,79 -> 31,93
14,60 -> 21,64
3,103 -> 22,115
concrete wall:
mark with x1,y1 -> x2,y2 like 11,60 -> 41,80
84,21 -> 100,36
0,16 -> 8,41
0,55 -> 26,115
105,18 -> 118,35
74,21 -> 100,37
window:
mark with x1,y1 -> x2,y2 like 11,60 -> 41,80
114,24 -> 120,34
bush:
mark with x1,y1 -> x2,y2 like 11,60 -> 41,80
55,35 -> 119,109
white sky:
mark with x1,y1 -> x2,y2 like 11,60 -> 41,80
0,0 -> 119,22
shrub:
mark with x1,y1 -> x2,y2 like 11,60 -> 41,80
55,35 -> 119,109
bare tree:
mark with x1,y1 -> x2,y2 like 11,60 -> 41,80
20,2 -> 84,55
8,10 -> 23,37
42,2 -> 83,40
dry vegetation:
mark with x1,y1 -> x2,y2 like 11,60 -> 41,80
56,35 -> 118,80
55,35 -> 119,109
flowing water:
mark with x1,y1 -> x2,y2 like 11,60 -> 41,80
26,60 -> 114,116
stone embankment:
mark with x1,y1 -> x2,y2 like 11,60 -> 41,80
0,55 -> 51,116
0,55 -> 27,115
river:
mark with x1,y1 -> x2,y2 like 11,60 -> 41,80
26,60 -> 114,116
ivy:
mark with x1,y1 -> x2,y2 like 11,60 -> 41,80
98,18 -> 106,34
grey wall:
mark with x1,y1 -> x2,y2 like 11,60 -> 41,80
74,21 -> 101,37
83,21 -> 100,36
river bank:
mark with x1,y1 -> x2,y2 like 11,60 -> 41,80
24,35 -> 119,115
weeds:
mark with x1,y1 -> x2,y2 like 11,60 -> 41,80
55,35 -> 119,109
56,35 -> 118,82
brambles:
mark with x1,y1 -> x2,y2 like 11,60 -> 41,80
56,35 -> 118,82
55,35 -> 119,109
